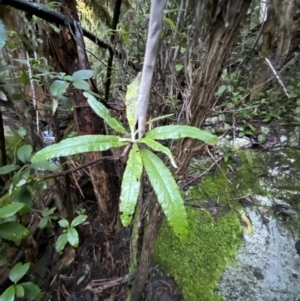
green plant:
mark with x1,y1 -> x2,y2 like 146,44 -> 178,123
0,262 -> 42,301
32,73 -> 218,241
55,214 -> 88,252
38,207 -> 58,229
0,202 -> 29,241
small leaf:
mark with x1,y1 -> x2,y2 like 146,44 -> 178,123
216,85 -> 227,96
137,138 -> 177,168
9,262 -> 30,283
163,16 -> 181,35
72,69 -> 93,80
145,125 -> 218,144
16,179 -> 26,187
46,207 -> 57,215
175,64 -> 183,71
0,222 -> 30,241
71,214 -> 87,227
30,160 -> 60,171
0,285 -> 15,301
56,233 -> 68,252
50,80 -> 70,98
72,79 -> 90,90
67,227 -> 79,247
120,144 -> 143,226
17,145 -> 33,163
31,135 -> 126,162
125,73 -> 141,133
245,150 -> 253,168
11,186 -> 32,214
51,98 -> 58,115
258,134 -> 265,142
49,23 -> 60,33
0,203 -> 25,219
15,284 -> 25,297
58,219 -> 69,228
0,164 -> 20,175
140,148 -> 188,241
38,217 -> 48,229
146,113 -> 174,124
240,213 -> 253,234
84,92 -> 127,134
21,282 -> 43,298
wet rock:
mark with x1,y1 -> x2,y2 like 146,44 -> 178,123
280,135 -> 288,144
217,147 -> 300,301
217,196 -> 300,301
231,137 -> 252,149
296,240 -> 300,256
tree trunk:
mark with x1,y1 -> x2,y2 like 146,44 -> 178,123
48,0 -> 120,224
177,0 -> 252,174
276,0 -> 294,66
250,2 -> 277,101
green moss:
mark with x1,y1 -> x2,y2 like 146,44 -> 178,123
154,209 -> 242,301
233,150 -> 267,196
154,150 -> 271,301
187,163 -> 233,202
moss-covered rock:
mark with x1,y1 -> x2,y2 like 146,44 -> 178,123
154,208 -> 242,301
154,150 -> 269,301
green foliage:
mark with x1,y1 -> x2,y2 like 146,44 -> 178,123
84,92 -> 127,134
0,203 -> 24,219
31,135 -> 126,162
0,262 -> 42,300
0,165 -> 19,175
120,144 -> 143,226
145,125 -> 218,143
125,73 -> 141,137
17,145 -> 33,163
32,76 -> 218,241
0,222 -> 30,241
39,207 -> 58,229
55,215 -> 87,252
140,148 -> 188,240
137,137 -> 177,168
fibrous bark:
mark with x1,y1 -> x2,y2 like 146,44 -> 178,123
177,0 -> 252,174
47,0 -> 120,224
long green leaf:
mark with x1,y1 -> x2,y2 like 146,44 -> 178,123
0,164 -> 20,175
120,144 -> 143,226
84,92 -> 127,134
140,148 -> 188,241
125,73 -> 141,133
0,203 -> 25,219
145,125 -> 218,144
31,135 -> 126,162
137,137 -> 177,168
